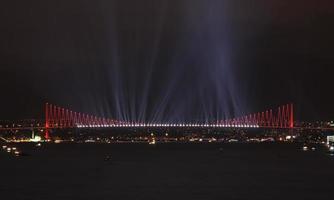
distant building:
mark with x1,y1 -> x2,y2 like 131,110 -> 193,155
330,121 -> 334,127
327,135 -> 334,145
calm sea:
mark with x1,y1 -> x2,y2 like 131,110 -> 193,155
1,143 -> 333,200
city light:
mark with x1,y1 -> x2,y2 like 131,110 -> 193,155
30,136 -> 42,142
330,146 -> 334,152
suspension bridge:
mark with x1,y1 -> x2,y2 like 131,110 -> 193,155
43,103 -> 295,139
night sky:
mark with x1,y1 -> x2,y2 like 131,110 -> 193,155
0,0 -> 333,122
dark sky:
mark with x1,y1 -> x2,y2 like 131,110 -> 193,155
0,0 -> 333,122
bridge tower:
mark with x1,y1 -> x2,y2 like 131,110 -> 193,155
45,103 -> 50,139
290,103 -> 294,128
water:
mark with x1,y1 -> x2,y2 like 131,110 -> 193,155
1,143 -> 333,200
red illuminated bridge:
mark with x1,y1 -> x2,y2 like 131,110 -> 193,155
44,103 -> 294,139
